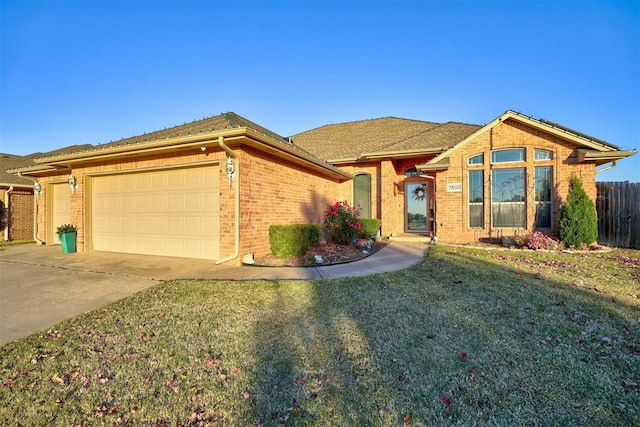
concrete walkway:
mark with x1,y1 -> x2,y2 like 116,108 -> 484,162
0,241 -> 428,345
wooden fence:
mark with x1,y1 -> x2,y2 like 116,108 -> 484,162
596,181 -> 640,249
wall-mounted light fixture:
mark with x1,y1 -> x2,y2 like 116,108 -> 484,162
226,157 -> 235,187
68,174 -> 77,195
34,182 -> 42,197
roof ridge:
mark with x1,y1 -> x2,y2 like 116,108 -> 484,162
366,122 -> 446,154
443,120 -> 482,127
294,116 -> 440,136
96,113 -> 228,146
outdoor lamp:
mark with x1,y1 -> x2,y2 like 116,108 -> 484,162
68,174 -> 77,194
34,182 -> 42,196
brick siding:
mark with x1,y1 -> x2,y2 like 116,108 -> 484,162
431,118 -> 596,243
0,187 -> 34,241
238,146 -> 344,261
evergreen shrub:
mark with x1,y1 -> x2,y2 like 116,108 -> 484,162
359,218 -> 382,239
558,175 -> 598,248
269,224 -> 320,259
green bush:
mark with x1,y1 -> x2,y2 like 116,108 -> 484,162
269,224 -> 320,259
359,218 -> 381,238
558,175 -> 598,248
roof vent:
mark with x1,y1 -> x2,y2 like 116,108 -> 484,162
288,137 -> 294,144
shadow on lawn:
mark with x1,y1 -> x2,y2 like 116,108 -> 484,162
248,246 -> 639,426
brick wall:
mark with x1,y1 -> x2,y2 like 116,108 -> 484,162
8,189 -> 34,240
432,118 -> 596,243
0,187 -> 35,241
238,146 -> 344,260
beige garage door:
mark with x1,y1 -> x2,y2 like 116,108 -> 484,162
92,165 -> 220,260
50,182 -> 71,244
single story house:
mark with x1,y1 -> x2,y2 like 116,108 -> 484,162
9,110 -> 636,265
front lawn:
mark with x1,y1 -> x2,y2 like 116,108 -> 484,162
1,245 -> 638,426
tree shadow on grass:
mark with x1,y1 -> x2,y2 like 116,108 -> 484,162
248,246 -> 639,426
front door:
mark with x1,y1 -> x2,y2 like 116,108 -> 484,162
405,182 -> 430,233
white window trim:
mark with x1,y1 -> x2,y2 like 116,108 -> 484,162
490,148 -> 526,164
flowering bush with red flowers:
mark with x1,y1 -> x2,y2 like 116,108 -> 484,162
513,231 -> 561,250
322,201 -> 363,245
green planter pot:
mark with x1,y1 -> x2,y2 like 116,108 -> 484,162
60,232 -> 77,254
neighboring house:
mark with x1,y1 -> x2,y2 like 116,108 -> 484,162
9,111 -> 636,264
0,154 -> 35,241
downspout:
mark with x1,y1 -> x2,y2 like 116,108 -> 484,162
3,186 -> 13,241
596,160 -> 617,175
215,136 -> 241,265
17,173 -> 45,245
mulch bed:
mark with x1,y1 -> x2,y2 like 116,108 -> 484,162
252,241 -> 387,267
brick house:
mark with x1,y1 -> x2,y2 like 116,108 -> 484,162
9,111 -> 635,264
1,154 -> 36,241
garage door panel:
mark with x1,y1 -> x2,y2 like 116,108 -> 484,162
148,193 -> 166,210
92,165 -> 219,260
151,173 -> 168,188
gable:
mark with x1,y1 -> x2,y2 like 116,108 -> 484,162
420,110 -> 636,170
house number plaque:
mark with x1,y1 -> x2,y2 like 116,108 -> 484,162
447,183 -> 462,192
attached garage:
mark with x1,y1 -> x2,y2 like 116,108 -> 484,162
90,164 -> 220,260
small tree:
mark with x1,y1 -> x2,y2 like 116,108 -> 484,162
558,175 -> 598,248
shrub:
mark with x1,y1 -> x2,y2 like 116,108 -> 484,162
269,224 -> 320,259
322,201 -> 363,245
558,175 -> 598,248
56,224 -> 77,236
513,232 -> 560,250
359,218 -> 381,239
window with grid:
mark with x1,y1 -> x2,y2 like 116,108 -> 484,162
491,168 -> 526,228
534,166 -> 553,229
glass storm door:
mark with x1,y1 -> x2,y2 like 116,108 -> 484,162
406,182 -> 429,233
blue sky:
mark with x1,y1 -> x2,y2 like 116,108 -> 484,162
1,0 -> 638,181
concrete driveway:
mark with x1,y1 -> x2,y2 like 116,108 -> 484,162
1,241 -> 427,346
0,245 -> 162,346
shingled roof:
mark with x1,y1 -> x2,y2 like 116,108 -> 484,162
28,113 -> 295,161
0,154 -> 34,186
9,113 -> 352,180
292,117 -> 481,162
95,112 -> 288,150
1,145 -> 93,185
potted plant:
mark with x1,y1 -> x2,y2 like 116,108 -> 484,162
56,224 -> 77,254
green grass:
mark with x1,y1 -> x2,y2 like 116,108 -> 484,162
0,239 -> 35,248
1,245 -> 639,426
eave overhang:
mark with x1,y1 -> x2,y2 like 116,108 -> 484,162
577,148 -> 637,165
416,158 -> 450,172
360,147 -> 445,160
326,147 -> 445,165
0,182 -> 33,189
